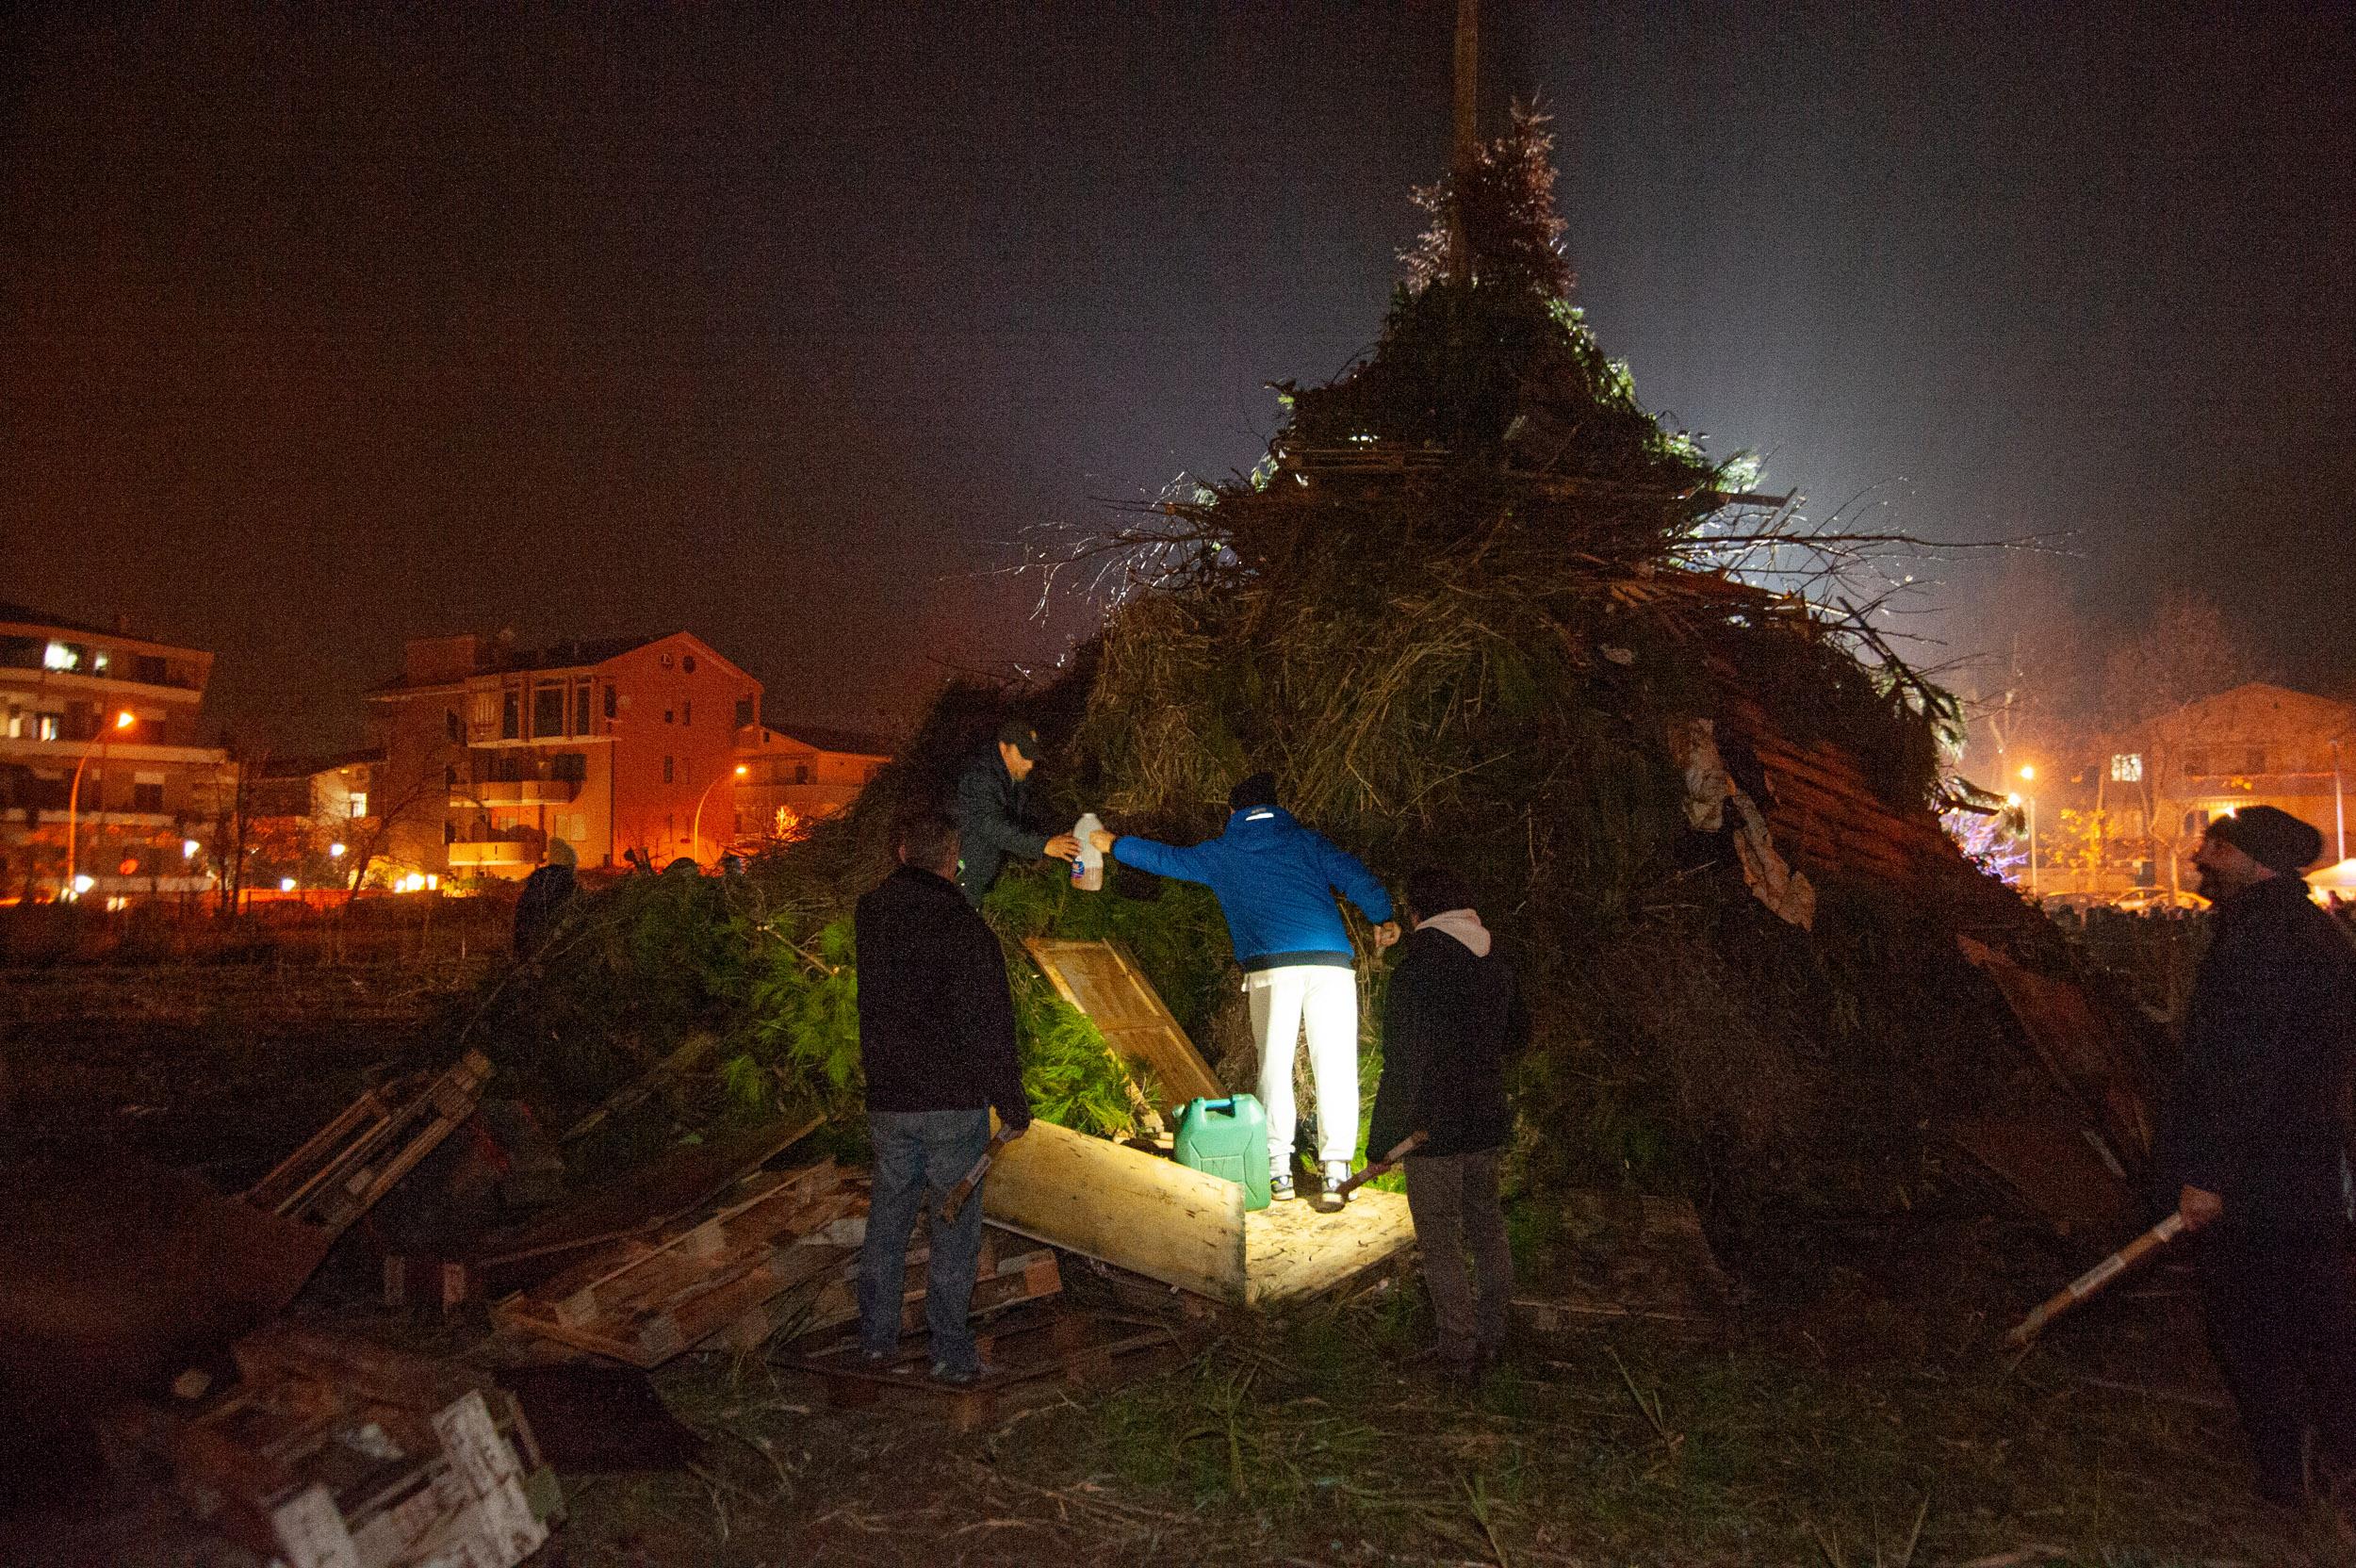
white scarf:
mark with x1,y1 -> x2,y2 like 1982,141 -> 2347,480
1415,907 -> 1491,956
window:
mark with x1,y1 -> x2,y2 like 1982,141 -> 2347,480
501,688 -> 521,741
446,709 -> 461,743
682,700 -> 692,727
603,684 -> 617,720
445,823 -> 457,844
37,713 -> 58,741
663,755 -> 675,784
42,641 -> 77,671
533,683 -> 565,739
734,696 -> 753,728
663,708 -> 675,725
445,763 -> 458,788
2109,753 -> 2143,783
794,762 -> 811,784
134,654 -> 167,684
350,792 -> 369,818
682,654 -> 697,674
90,648 -> 110,673
574,679 -> 593,736
552,751 -> 587,783
2184,808 -> 2213,836
132,781 -> 164,812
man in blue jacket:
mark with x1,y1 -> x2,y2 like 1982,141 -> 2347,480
1089,773 -> 1397,1205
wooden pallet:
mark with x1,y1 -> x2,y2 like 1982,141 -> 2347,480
244,1052 -> 494,1236
791,1304 -> 1186,1431
713,1221 -> 1065,1353
492,1157 -> 856,1365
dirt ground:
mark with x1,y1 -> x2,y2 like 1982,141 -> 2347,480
4,978 -> 2350,1568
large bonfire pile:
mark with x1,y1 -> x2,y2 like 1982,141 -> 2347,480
479,110 -> 2126,1222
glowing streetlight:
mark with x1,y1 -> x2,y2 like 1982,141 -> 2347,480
280,877 -> 297,892
182,838 -> 201,859
329,841 -> 347,859
690,763 -> 752,864
63,710 -> 139,900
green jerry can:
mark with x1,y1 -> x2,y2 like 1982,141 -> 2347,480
1173,1094 -> 1271,1211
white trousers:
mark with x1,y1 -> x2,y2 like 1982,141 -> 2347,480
1247,964 -> 1361,1169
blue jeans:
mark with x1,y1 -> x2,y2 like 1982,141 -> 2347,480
858,1108 -> 992,1372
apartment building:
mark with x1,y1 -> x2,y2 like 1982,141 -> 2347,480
369,631 -> 762,879
0,603 -> 232,901
733,722 -> 891,844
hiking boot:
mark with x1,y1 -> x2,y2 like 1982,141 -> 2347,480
1270,1172 -> 1296,1202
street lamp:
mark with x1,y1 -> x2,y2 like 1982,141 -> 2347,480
63,710 -> 138,901
690,763 -> 751,864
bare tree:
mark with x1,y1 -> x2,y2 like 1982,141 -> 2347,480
2099,590 -> 2261,896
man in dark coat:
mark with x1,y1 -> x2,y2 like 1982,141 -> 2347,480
1367,867 -> 1529,1378
854,810 -> 1033,1381
512,838 -> 579,956
2155,805 -> 2356,1506
952,719 -> 1079,906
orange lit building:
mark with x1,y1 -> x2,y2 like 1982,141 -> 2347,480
0,604 -> 232,902
733,722 -> 891,846
369,631 -> 763,879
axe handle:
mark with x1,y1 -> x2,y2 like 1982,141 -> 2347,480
1334,1131 -> 1430,1200
2005,1210 -> 2188,1348
937,1127 -> 1019,1224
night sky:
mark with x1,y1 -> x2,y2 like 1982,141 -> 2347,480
6,4 -> 2351,753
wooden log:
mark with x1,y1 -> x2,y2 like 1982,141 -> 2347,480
981,1119 -> 1247,1303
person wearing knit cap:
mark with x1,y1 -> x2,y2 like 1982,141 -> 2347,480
1088,772 -> 1399,1206
1367,867 -> 1529,1382
2154,806 -> 2356,1508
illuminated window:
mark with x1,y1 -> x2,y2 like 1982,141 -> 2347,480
37,713 -> 59,741
42,641 -> 77,671
2109,753 -> 2143,783
350,792 -> 368,818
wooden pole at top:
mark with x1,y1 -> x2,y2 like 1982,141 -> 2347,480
1448,0 -> 1479,281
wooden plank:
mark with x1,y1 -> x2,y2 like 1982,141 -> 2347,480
470,1114 -> 822,1277
1023,938 -> 1224,1113
1241,1186 -> 1418,1308
981,1118 -> 1247,1303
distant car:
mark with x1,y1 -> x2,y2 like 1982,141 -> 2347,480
2110,887 -> 2206,914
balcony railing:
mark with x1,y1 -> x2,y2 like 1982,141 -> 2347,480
459,778 -> 581,806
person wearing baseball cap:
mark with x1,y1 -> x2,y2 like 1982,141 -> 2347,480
2155,804 -> 2356,1508
949,718 -> 1079,906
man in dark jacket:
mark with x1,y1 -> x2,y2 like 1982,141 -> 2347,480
952,719 -> 1080,906
1090,772 -> 1398,1205
1368,867 -> 1529,1378
854,811 -> 1033,1381
2155,805 -> 2356,1506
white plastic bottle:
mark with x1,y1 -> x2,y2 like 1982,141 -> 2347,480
1072,811 -> 1104,891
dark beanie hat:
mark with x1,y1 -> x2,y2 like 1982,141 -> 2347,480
2208,805 -> 2325,875
1405,866 -> 1479,920
1228,772 -> 1279,811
